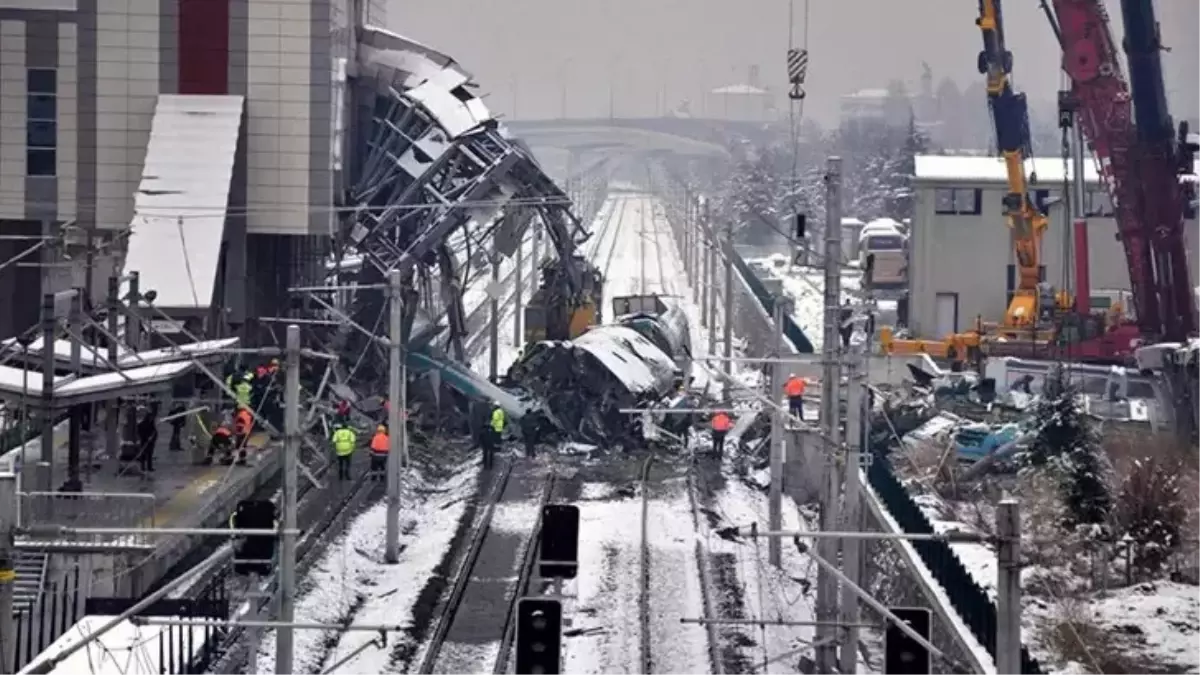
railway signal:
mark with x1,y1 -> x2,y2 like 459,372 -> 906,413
539,504 -> 579,579
884,607 -> 931,674
515,597 -> 562,675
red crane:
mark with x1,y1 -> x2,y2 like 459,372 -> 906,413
1045,0 -> 1197,345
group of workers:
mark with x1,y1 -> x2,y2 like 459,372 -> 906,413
329,396 -> 408,480
705,373 -> 807,457
205,360 -> 282,466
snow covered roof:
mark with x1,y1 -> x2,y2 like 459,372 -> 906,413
19,614 -> 211,675
123,95 -> 244,309
710,83 -> 768,96
916,154 -> 1200,186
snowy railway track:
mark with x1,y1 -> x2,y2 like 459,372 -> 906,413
416,461 -> 558,674
638,456 -> 655,673
686,459 -> 727,674
210,461 -> 385,671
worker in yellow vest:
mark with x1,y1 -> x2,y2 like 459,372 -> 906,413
332,424 -> 357,480
484,404 -> 505,470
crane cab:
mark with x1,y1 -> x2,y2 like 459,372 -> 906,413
524,256 -> 603,344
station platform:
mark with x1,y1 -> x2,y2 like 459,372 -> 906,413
14,411 -> 282,598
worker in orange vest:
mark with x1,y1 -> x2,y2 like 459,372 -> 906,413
710,411 -> 733,457
208,422 -> 233,465
784,374 -> 807,422
368,425 -> 389,477
231,408 -> 253,465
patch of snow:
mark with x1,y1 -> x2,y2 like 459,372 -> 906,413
255,464 -> 479,674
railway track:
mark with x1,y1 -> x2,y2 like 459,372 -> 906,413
638,456 -> 655,673
686,457 -> 728,674
416,460 -> 558,674
205,455 -> 385,672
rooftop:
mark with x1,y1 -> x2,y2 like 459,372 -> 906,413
915,154 -> 1200,185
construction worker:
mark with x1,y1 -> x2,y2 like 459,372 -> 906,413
233,373 -> 253,411
520,413 -> 540,459
784,374 -> 807,423
484,404 -> 505,470
136,407 -> 159,474
208,422 -> 233,465
332,423 -> 357,480
335,399 -> 352,426
229,408 -> 253,465
369,425 -> 389,476
168,402 -> 186,451
710,411 -> 732,458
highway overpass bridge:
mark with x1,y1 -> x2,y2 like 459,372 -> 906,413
505,116 -> 777,158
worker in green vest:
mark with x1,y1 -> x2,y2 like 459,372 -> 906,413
484,404 -> 505,470
233,373 -> 253,411
332,424 -> 357,480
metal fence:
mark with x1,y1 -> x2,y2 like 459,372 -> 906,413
18,490 -> 157,548
12,566 -> 83,672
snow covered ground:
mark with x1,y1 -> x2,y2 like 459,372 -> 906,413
254,463 -> 479,674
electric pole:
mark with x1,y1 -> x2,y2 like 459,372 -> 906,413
815,156 -> 844,674
386,270 -> 404,564
699,219 -> 709,326
700,210 -> 710,348
514,231 -> 523,349
839,327 -> 867,673
768,298 -> 791,567
105,276 -> 120,470
276,324 -> 301,674
39,292 -> 55,492
0,471 -> 16,675
66,288 -> 83,491
488,244 -> 499,382
722,218 -> 734,378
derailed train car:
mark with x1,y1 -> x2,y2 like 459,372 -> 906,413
506,295 -> 692,444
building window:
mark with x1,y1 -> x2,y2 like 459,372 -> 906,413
1084,189 -> 1115,218
933,188 -> 982,215
26,68 -> 57,177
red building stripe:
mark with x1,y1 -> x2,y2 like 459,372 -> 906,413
178,0 -> 230,95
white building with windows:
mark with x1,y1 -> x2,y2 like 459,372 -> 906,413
908,155 -> 1199,339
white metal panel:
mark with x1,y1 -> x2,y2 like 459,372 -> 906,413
122,94 -> 244,309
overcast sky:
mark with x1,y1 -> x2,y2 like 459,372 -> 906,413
388,0 -> 1198,127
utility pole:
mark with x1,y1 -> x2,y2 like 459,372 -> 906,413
996,499 -> 1022,675
488,244 -> 499,382
0,471 -> 16,675
514,231 -> 523,349
105,276 -> 120,469
65,288 -> 83,492
691,199 -> 701,306
699,223 -> 709,326
814,156 -> 844,674
767,298 -> 791,567
276,324 -> 301,675
39,292 -> 56,493
386,270 -> 404,564
722,218 -> 734,379
838,330 -> 867,673
707,230 -> 717,357
126,271 -> 141,351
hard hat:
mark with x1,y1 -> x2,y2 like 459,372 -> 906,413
377,425 -> 387,433
270,358 -> 279,366
242,372 -> 253,381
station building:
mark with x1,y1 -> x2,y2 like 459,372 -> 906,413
0,0 -> 387,340
908,154 -> 1199,339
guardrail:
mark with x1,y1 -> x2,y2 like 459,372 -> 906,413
730,256 -> 1044,674
18,490 -> 157,548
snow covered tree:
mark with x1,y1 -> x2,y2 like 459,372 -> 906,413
1020,365 -> 1114,531
1116,455 -> 1187,576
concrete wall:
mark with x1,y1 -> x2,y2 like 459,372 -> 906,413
910,180 -> 1199,338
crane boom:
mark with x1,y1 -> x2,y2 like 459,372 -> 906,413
1118,0 -> 1198,340
1049,0 -> 1196,341
976,0 -> 1051,330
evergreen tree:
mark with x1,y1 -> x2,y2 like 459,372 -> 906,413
1117,456 -> 1187,575
1020,365 -> 1114,530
